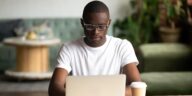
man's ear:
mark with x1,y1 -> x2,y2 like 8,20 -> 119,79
80,18 -> 84,27
108,19 -> 111,25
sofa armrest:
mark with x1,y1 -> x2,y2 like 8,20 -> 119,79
138,43 -> 192,72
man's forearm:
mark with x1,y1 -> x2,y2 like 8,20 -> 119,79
48,84 -> 65,96
49,68 -> 68,96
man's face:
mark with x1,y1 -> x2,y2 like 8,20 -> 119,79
82,12 -> 110,47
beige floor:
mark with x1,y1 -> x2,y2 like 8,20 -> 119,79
0,74 -> 49,96
0,92 -> 48,96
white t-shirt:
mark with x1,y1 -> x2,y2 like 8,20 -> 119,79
56,35 -> 138,76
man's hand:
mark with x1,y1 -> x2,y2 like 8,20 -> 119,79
125,86 -> 132,96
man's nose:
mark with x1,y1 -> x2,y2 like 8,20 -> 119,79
92,27 -> 100,35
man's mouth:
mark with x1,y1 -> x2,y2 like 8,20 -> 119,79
91,36 -> 101,41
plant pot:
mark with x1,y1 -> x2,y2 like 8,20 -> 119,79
159,26 -> 180,43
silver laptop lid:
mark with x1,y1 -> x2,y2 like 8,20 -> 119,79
66,74 -> 126,96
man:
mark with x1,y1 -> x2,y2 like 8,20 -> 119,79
49,1 -> 141,96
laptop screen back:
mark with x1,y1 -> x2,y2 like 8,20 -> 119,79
66,75 -> 126,96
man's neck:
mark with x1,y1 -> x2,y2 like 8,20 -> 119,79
84,37 -> 106,47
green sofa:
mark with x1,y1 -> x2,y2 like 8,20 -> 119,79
138,43 -> 192,95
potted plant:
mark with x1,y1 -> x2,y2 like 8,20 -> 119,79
158,0 -> 184,43
113,0 -> 159,48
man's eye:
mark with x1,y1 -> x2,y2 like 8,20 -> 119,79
98,25 -> 107,29
86,25 -> 94,29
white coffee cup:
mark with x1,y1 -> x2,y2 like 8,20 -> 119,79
130,82 -> 147,96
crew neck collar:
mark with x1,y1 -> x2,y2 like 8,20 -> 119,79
82,35 -> 110,51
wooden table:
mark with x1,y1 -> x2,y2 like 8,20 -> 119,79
3,37 -> 61,80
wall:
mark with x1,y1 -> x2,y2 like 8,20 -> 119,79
0,0 -> 132,71
0,0 -> 131,20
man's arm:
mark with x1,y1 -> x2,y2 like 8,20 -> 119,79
122,63 -> 141,96
49,68 -> 69,96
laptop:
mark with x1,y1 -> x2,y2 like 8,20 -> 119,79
66,74 -> 126,96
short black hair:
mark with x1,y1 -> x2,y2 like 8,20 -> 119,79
82,0 -> 110,19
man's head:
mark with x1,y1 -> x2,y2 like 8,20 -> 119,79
81,0 -> 111,47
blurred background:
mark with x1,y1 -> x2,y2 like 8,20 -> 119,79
0,0 -> 192,96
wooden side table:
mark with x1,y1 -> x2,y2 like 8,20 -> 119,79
3,37 -> 61,80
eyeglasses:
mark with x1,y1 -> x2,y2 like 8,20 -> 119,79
83,23 -> 109,31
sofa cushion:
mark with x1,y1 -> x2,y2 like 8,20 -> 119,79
138,43 -> 192,72
141,72 -> 192,95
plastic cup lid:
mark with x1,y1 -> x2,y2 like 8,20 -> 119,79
130,82 -> 147,88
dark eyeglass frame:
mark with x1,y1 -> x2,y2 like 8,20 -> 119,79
82,20 -> 109,31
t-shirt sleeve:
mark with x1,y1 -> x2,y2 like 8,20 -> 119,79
56,44 -> 72,73
120,40 -> 139,67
